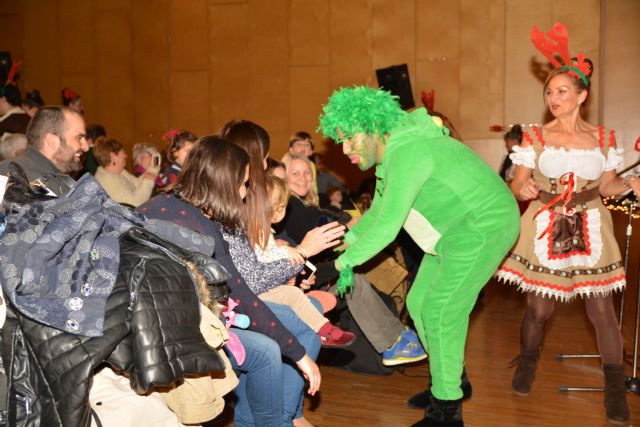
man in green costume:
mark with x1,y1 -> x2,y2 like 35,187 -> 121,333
319,86 -> 520,427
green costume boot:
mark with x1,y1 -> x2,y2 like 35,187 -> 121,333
408,369 -> 472,409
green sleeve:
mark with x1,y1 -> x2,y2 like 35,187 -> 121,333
338,142 -> 434,268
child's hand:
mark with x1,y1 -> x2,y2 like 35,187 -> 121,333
299,275 -> 316,290
286,246 -> 305,266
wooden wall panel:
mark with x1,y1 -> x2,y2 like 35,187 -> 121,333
487,0 -> 505,135
288,65 -> 330,156
2,0 -> 24,14
96,9 -> 134,143
170,0 -> 209,71
415,0 -> 459,125
415,59 -> 460,130
96,0 -> 131,10
170,70 -> 210,137
0,15 -> 24,70
329,0 -> 374,89
132,0 -> 169,145
459,0 -> 494,139
603,0 -> 640,165
504,0 -> 553,128
22,0 -> 60,107
289,0 -> 329,67
4,0 -> 638,178
209,3 -> 248,133
554,0 -> 600,124
58,0 -> 95,75
416,0 -> 459,60
372,0 -> 415,72
247,0 -> 289,149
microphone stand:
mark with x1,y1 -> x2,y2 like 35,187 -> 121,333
558,192 -> 640,394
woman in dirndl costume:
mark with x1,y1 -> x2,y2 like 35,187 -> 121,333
496,23 -> 640,424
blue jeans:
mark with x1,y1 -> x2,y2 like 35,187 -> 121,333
266,302 -> 320,423
228,303 -> 320,426
226,329 -> 284,427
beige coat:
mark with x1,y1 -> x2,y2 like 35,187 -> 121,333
90,305 -> 237,426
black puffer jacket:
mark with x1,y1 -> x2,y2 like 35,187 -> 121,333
1,228 -> 229,426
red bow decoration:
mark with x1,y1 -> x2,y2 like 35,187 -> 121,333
163,128 -> 180,141
63,87 -> 77,101
533,172 -> 575,240
420,89 -> 435,113
530,23 -> 591,81
635,137 -> 640,152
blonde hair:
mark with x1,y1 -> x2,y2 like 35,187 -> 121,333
287,154 -> 319,207
266,173 -> 290,211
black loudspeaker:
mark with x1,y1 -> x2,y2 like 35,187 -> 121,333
0,51 -> 12,86
375,64 -> 415,110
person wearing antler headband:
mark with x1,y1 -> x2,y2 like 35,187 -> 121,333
61,87 -> 84,115
0,61 -> 30,137
156,129 -> 197,189
319,86 -> 520,427
496,23 -> 638,424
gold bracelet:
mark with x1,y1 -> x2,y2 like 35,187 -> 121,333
624,175 -> 638,189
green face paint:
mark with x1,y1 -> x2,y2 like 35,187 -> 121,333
343,133 -> 380,171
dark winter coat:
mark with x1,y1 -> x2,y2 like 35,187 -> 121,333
2,227 -> 229,427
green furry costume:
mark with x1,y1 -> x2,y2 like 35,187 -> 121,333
319,86 -> 520,400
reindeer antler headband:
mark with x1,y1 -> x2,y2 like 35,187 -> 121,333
530,23 -> 591,86
1,60 -> 22,97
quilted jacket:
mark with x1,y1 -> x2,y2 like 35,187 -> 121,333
1,227 -> 229,426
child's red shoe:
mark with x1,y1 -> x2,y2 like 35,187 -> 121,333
318,322 -> 356,348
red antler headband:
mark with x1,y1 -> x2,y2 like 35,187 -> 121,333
6,60 -> 22,86
63,87 -> 78,101
163,128 -> 180,141
530,23 -> 591,86
420,89 -> 435,114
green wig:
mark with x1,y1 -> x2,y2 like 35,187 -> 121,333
318,86 -> 407,143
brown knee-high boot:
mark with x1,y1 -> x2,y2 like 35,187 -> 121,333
510,348 -> 539,396
603,364 -> 629,424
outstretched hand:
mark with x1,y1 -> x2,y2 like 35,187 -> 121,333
298,222 -> 346,258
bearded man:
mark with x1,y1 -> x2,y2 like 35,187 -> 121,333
0,106 -> 88,196
319,86 -> 520,427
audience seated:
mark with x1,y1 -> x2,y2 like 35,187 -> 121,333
61,87 -> 84,115
0,133 -> 27,160
83,123 -> 107,175
0,87 -> 435,426
140,136 -> 321,427
94,137 -> 158,207
156,129 -> 196,189
131,142 -> 161,176
0,83 -> 30,137
21,89 -> 44,118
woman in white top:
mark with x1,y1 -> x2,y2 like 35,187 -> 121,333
497,35 -> 640,423
94,137 -> 159,207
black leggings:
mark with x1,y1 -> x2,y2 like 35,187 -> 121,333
520,292 -> 623,364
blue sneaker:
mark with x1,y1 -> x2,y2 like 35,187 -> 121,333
382,328 -> 427,366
